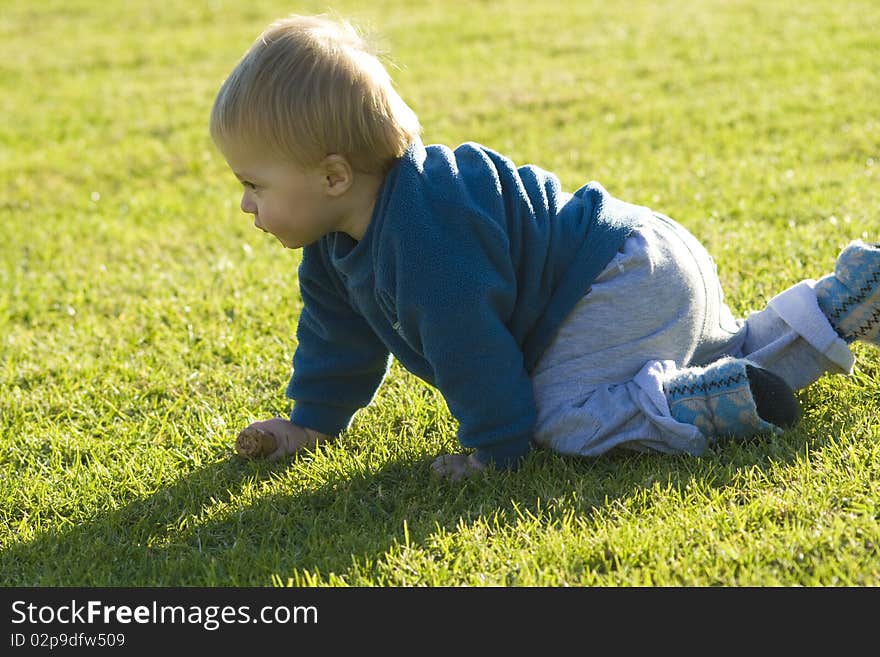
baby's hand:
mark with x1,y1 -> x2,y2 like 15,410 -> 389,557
235,418 -> 330,462
431,453 -> 489,481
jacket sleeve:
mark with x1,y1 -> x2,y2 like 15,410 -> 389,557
286,246 -> 391,436
388,217 -> 536,470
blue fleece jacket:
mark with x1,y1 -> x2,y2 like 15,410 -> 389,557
287,137 -> 651,468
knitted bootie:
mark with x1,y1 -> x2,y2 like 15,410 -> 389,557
663,357 -> 801,440
815,240 -> 880,346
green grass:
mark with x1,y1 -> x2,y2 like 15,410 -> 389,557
1,0 -> 878,586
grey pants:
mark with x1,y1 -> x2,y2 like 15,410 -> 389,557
531,213 -> 855,457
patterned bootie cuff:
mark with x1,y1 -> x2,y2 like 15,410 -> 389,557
663,357 -> 789,440
815,240 -> 880,345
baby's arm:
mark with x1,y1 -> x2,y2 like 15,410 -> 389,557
235,418 -> 333,461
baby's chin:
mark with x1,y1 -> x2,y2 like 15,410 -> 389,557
283,235 -> 325,250
279,237 -> 304,249
260,230 -> 296,249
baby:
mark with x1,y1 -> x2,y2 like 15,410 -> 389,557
209,14 -> 878,480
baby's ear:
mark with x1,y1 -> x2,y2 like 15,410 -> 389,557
320,154 -> 354,196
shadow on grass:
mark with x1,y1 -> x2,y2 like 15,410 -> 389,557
0,416 -> 834,586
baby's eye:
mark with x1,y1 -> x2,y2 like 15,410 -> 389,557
242,180 -> 258,190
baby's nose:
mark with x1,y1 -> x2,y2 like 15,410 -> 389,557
240,193 -> 257,215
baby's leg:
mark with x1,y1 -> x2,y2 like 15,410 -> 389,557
532,213 -> 794,457
726,281 -> 854,391
723,240 -> 880,391
535,357 -> 797,457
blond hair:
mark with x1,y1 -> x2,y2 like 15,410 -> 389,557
210,14 -> 420,174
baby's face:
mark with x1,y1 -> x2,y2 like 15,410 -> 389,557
217,140 -> 338,249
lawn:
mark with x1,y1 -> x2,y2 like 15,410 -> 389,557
1,0 -> 878,586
